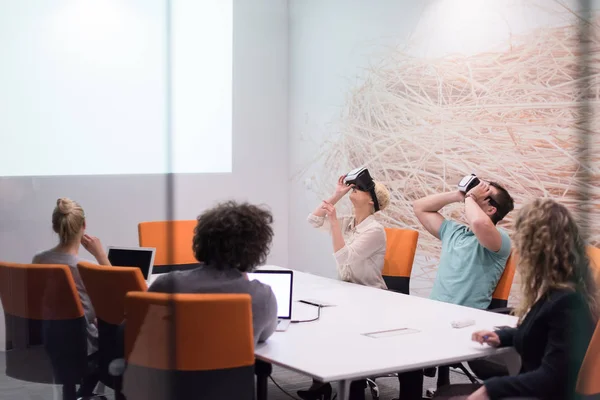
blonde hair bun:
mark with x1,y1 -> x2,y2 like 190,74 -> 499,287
56,198 -> 75,215
52,198 -> 85,244
373,182 -> 391,211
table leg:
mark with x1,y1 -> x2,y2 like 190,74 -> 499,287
338,380 -> 350,400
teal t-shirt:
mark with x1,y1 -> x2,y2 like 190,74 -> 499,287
429,219 -> 511,309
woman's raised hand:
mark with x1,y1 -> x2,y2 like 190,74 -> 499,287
321,201 -> 337,223
82,234 -> 111,266
335,175 -> 353,196
81,234 -> 105,260
312,175 -> 353,219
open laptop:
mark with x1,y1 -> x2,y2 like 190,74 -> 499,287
247,270 -> 293,332
107,246 -> 156,282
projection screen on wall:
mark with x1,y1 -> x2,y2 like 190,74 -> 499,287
0,0 -> 232,176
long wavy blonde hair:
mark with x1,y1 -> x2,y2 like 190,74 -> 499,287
513,198 -> 599,323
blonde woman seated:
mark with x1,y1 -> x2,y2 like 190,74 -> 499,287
308,168 -> 390,289
299,168 -> 390,400
33,198 -> 111,397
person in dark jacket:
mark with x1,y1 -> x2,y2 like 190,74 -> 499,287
453,198 -> 598,400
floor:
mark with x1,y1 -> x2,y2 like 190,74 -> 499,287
0,352 -> 473,400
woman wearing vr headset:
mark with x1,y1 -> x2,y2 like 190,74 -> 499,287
299,168 -> 390,400
309,167 -> 390,289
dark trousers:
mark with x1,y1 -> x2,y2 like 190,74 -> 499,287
397,370 -> 424,400
396,366 -> 449,399
307,379 -> 367,400
432,383 -> 480,399
76,351 -> 100,397
437,366 -> 450,388
76,350 -> 126,400
348,380 -> 368,400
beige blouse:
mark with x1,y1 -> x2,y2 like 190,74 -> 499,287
307,213 -> 387,290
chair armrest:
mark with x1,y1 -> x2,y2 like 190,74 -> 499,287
487,307 -> 513,315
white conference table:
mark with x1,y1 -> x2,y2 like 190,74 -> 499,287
254,267 -> 517,400
149,268 -> 518,400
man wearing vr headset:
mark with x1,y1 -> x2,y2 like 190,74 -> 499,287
407,175 -> 514,397
414,176 -> 514,309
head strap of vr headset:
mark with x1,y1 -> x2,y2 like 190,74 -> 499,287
349,168 -> 380,212
368,185 -> 380,212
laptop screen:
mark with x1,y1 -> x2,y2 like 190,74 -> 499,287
247,270 -> 293,319
107,247 -> 155,280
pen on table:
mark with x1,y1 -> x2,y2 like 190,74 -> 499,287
298,300 -> 322,307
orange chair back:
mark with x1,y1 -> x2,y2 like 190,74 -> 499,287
382,228 -> 419,294
0,262 -> 87,385
0,262 -> 83,320
78,261 -> 147,325
123,292 -> 255,400
586,246 -> 600,287
577,321 -> 600,396
138,220 -> 197,270
489,253 -> 517,309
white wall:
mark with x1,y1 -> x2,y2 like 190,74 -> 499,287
0,0 -> 288,349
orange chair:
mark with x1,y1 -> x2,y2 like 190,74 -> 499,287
577,321 -> 600,397
382,228 -> 419,294
122,292 -> 255,400
576,247 -> 600,398
489,252 -> 518,310
0,262 -> 88,400
77,261 -> 147,397
586,246 -> 600,287
138,220 -> 198,273
78,261 -> 147,326
366,228 -> 419,398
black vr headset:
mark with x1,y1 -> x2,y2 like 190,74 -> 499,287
343,167 -> 380,211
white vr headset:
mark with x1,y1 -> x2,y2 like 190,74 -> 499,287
457,174 -> 481,193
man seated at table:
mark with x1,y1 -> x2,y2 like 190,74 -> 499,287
112,202 -> 277,399
409,179 -> 515,394
415,180 -> 514,309
149,200 -> 278,344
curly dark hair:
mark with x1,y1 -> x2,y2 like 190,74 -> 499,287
192,201 -> 274,272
